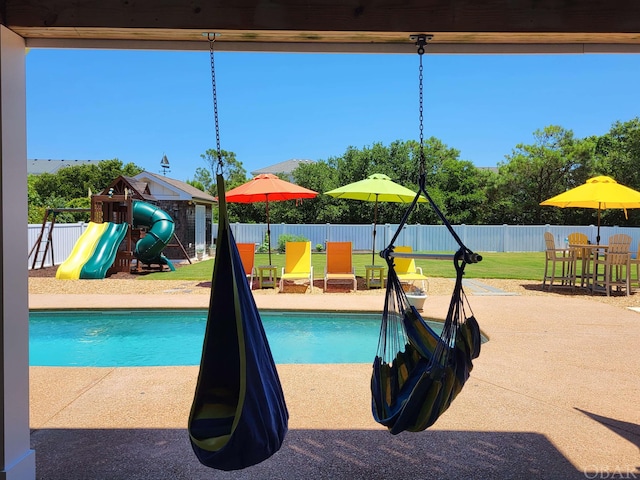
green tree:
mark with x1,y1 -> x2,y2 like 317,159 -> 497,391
313,139 -> 480,227
201,149 -> 247,190
29,159 -> 144,223
414,137 -> 476,225
596,117 -> 640,186
200,148 -> 250,223
329,142 -> 421,226
187,167 -> 214,195
65,197 -> 91,222
95,159 -> 143,187
494,125 -> 594,224
31,172 -> 61,202
595,117 -> 640,226
285,161 -> 344,224
430,157 -> 490,224
27,175 -> 45,223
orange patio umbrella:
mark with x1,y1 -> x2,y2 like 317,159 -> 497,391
225,173 -> 318,264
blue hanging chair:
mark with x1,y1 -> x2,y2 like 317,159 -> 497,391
371,175 -> 482,434
188,175 -> 288,470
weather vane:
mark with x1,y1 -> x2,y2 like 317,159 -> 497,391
160,154 -> 171,176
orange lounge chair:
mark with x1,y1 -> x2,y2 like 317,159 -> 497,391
324,241 -> 357,291
236,243 -> 256,288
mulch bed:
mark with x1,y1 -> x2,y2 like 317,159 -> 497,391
28,264 -> 181,279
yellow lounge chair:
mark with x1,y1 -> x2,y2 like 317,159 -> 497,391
394,245 -> 428,292
236,243 -> 256,288
279,241 -> 313,293
324,241 -> 357,292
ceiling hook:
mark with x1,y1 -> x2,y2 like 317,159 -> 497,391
410,34 -> 433,55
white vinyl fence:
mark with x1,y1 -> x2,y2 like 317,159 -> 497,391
28,222 -> 90,269
28,221 -> 640,269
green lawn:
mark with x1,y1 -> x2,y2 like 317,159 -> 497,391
143,251 -> 547,281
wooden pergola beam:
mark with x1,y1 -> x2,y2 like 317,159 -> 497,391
6,0 -> 640,33
4,0 -> 640,53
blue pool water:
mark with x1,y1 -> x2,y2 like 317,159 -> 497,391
29,309 -> 445,367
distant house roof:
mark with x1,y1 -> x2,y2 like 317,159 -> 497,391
133,171 -> 216,204
250,158 -> 315,179
27,159 -> 102,175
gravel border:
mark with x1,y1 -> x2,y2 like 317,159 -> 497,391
28,275 -> 640,309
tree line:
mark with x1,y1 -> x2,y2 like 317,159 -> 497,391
28,159 -> 143,223
28,117 -> 640,229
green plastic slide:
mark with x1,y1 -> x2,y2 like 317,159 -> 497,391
80,222 -> 129,279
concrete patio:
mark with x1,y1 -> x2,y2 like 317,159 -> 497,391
29,292 -> 640,479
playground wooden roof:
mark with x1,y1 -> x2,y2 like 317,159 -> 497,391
100,175 -> 157,202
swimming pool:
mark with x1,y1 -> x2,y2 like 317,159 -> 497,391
29,309 -> 446,367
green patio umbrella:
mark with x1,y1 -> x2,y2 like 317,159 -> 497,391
325,173 -> 427,264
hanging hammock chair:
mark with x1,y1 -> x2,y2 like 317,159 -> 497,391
188,36 -> 288,471
371,34 -> 482,435
189,175 -> 289,470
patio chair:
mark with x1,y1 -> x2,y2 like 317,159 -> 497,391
630,241 -> 640,291
591,234 -> 632,296
542,232 -> 576,291
567,232 -> 591,288
324,241 -> 357,292
393,245 -> 428,292
236,243 -> 256,288
279,241 -> 313,293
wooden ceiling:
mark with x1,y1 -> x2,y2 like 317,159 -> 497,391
4,0 -> 640,53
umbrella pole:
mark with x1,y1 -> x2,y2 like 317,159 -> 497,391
593,206 -> 602,288
266,197 -> 272,265
372,197 -> 378,265
597,206 -> 601,245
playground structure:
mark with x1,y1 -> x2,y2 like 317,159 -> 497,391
31,179 -> 192,279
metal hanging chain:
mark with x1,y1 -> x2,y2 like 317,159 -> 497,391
208,33 -> 223,175
411,34 -> 432,179
418,49 -> 425,177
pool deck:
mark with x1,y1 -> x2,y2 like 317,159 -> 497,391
29,292 -> 640,479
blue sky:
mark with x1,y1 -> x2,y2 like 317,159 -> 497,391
26,49 -> 640,182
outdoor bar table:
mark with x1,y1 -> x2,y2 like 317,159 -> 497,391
569,243 -> 608,291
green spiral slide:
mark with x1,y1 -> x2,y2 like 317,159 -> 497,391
133,201 -> 176,271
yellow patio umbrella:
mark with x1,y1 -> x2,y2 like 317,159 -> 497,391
540,175 -> 640,244
325,173 -> 427,264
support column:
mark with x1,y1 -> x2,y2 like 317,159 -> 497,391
0,26 -> 36,480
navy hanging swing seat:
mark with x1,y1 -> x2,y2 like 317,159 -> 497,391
189,35 -> 288,471
188,175 -> 288,470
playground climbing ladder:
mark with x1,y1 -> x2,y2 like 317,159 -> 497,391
29,208 -> 90,270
